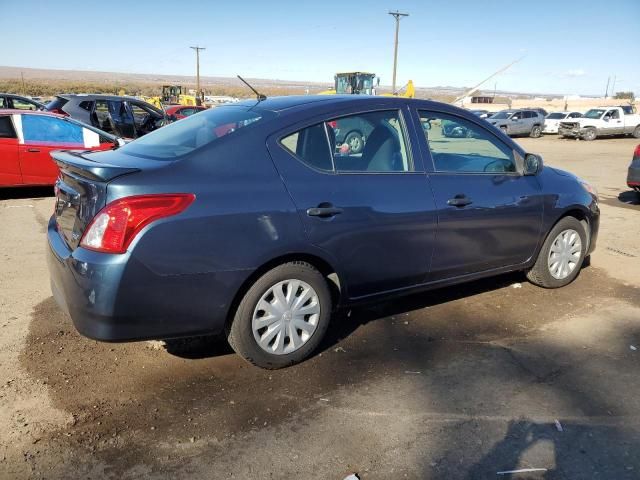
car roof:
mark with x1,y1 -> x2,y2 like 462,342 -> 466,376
58,93 -> 143,101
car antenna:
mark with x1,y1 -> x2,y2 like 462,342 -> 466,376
237,75 -> 267,101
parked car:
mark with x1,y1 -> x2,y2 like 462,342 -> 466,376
165,105 -> 207,122
488,109 -> 544,137
627,144 -> 640,193
45,94 -> 165,139
47,96 -> 599,369
469,109 -> 489,116
526,107 -> 549,117
0,110 -> 122,187
558,107 -> 640,140
0,93 -> 45,111
543,111 -> 582,134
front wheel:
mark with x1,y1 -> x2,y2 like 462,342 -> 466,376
227,262 -> 332,369
526,217 -> 587,288
530,125 -> 542,138
583,128 -> 597,141
633,125 -> 640,139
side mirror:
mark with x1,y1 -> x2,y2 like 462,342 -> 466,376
524,153 -> 543,176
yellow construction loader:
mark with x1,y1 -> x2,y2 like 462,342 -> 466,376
143,85 -> 200,110
319,72 -> 414,98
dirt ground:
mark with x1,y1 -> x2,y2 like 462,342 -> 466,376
1,135 -> 639,480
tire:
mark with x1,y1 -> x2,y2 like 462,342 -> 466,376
583,128 -> 597,141
633,125 -> 640,139
227,261 -> 332,369
530,125 -> 542,138
344,131 -> 364,154
526,216 -> 587,288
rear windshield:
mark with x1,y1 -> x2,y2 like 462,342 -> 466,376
45,96 -> 69,112
546,113 -> 566,119
120,106 -> 268,160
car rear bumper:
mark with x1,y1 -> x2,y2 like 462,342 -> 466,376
627,166 -> 640,189
47,216 -> 250,342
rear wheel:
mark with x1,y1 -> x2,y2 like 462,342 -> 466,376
530,125 -> 542,138
632,125 -> 640,139
227,262 -> 332,369
583,128 -> 597,141
526,217 -> 587,288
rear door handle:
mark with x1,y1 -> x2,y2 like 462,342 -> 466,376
306,205 -> 343,217
27,148 -> 41,153
447,195 -> 472,207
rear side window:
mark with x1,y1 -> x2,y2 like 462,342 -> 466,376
120,106 -> 266,160
22,115 -> 84,144
0,116 -> 16,138
281,110 -> 413,173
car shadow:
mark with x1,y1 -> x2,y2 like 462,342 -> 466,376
0,186 -> 54,200
165,270 -> 526,360
618,190 -> 640,206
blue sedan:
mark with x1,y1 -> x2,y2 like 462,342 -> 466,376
47,95 -> 599,368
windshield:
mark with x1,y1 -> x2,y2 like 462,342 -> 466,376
546,113 -> 566,119
583,109 -> 606,119
119,106 -> 267,160
490,111 -> 512,119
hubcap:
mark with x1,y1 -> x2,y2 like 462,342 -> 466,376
348,135 -> 362,151
252,279 -> 320,355
548,229 -> 582,280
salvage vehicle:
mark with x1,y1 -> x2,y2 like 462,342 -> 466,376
0,93 -> 45,111
558,107 -> 640,140
45,94 -> 165,139
0,110 -> 121,187
165,105 -> 207,122
627,144 -> 640,193
488,109 -> 544,137
47,95 -> 599,369
543,111 -> 582,134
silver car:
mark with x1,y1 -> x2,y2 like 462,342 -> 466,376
488,109 -> 544,137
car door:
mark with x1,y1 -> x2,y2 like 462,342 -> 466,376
0,115 -> 22,185
508,111 -> 524,134
606,109 -> 624,134
107,100 -> 136,138
18,114 -> 85,185
267,106 -> 437,299
414,108 -> 544,280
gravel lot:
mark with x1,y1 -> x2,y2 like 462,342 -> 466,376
1,136 -> 639,479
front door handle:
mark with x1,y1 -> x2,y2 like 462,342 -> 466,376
27,148 -> 41,153
447,195 -> 472,207
307,204 -> 343,218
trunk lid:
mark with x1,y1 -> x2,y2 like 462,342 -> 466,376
52,150 -> 140,250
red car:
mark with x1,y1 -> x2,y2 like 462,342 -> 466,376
0,110 -> 121,187
165,105 -> 207,121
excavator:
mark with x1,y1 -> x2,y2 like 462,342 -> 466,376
319,72 -> 415,98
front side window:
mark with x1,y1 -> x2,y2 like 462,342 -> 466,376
21,115 -> 83,144
120,106 -> 265,160
419,110 -> 516,174
281,110 -> 413,173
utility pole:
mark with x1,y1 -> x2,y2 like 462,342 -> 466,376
611,75 -> 617,98
190,46 -> 206,105
388,11 -> 409,94
605,76 -> 610,99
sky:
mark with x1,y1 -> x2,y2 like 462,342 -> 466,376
1,0 -> 638,96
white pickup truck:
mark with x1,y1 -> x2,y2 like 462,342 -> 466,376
558,106 -> 640,141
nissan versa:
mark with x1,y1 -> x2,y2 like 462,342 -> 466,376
47,96 -> 599,369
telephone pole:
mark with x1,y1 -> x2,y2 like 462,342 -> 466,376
190,46 -> 206,105
388,11 -> 409,94
605,76 -> 610,99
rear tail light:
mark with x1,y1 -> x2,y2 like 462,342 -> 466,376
80,194 -> 195,254
48,108 -> 68,116
634,144 -> 640,159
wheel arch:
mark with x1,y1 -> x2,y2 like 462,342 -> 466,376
225,252 -> 343,332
